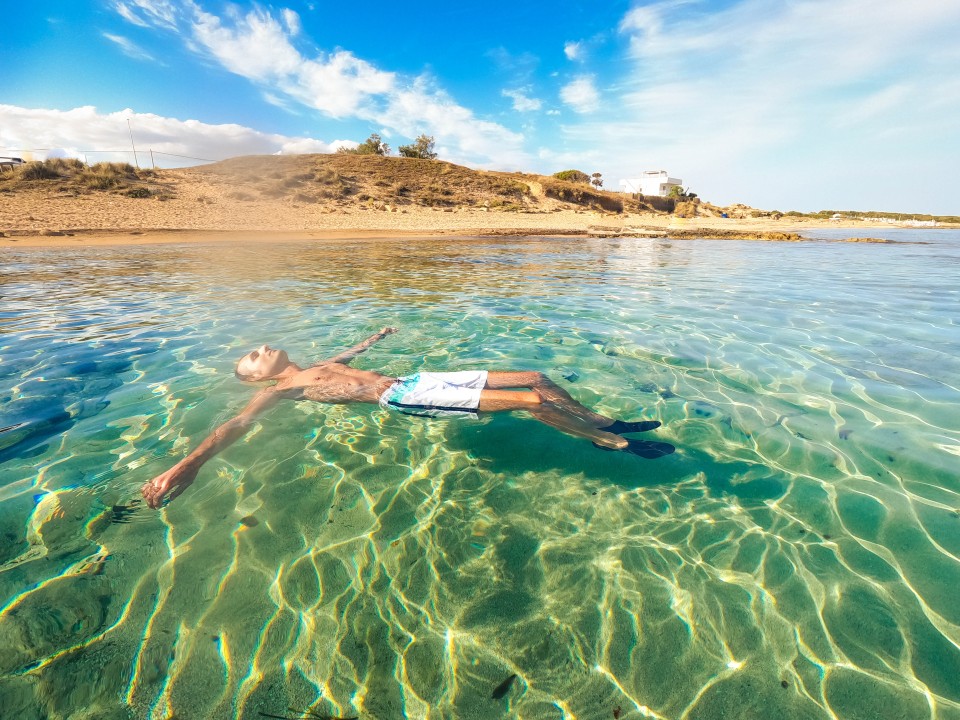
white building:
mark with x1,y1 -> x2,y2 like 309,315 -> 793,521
619,171 -> 682,197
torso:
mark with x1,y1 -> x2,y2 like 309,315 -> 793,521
275,363 -> 395,405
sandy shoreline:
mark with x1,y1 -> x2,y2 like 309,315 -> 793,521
0,220 -> 943,248
2,204 -> 942,247
2,163 -> 953,247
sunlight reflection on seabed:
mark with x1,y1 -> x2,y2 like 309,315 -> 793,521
0,236 -> 959,719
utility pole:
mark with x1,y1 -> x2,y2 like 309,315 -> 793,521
127,118 -> 139,169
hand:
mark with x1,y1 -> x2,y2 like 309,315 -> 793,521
141,461 -> 199,509
379,327 -> 398,335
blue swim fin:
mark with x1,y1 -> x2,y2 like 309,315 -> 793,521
600,419 -> 661,434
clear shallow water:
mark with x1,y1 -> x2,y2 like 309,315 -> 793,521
1,230 -> 959,720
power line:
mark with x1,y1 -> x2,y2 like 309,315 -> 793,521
151,151 -> 217,162
0,148 -> 218,163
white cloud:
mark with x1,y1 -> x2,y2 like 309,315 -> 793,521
557,0 -> 960,212
619,3 -> 665,43
113,2 -> 530,168
291,50 -> 397,118
537,145 -> 603,171
281,8 -> 301,36
262,92 -> 294,111
563,41 -> 584,61
0,104 -> 342,166
382,79 -> 526,167
114,2 -> 149,27
278,136 -> 352,154
102,33 -> 155,62
502,87 -> 542,112
560,76 -> 599,113
114,0 -> 180,31
191,7 -> 306,84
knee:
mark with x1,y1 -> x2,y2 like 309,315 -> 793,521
522,390 -> 543,407
529,371 -> 549,386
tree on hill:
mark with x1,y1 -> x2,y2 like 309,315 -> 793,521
668,185 -> 697,200
591,172 -> 603,189
338,133 -> 391,156
552,169 -> 590,184
398,134 -> 438,159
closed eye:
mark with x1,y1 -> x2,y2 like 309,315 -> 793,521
249,351 -> 259,360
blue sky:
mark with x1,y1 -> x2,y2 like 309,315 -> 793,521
3,0 -> 958,213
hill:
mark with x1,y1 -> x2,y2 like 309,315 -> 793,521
5,154 -> 929,241
0,154 -> 631,215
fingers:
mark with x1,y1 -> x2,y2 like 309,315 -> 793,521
141,481 -> 162,509
141,474 -> 170,509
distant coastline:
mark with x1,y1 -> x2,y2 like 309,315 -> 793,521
2,154 -> 956,245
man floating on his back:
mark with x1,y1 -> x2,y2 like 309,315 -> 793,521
141,327 -> 674,508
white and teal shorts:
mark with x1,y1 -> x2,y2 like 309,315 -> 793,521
379,371 -> 488,418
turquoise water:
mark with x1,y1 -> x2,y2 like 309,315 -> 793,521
1,230 -> 959,720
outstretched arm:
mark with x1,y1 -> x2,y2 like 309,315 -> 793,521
141,388 -> 282,508
323,326 -> 397,365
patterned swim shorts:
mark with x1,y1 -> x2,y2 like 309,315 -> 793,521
379,371 -> 488,418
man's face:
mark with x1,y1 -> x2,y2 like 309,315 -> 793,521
237,345 -> 288,380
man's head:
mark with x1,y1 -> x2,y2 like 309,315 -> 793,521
235,345 -> 291,381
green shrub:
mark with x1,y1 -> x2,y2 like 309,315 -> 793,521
338,133 -> 390,156
398,134 -> 438,159
552,169 -> 590,184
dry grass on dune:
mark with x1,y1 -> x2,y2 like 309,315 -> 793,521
1,153 -> 687,236
189,153 -> 627,213
194,153 -> 530,209
0,158 -> 175,199
0,153 -> 634,216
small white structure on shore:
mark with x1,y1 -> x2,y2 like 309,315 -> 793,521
619,171 -> 682,197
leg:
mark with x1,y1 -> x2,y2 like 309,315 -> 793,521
485,371 -> 661,434
530,404 -> 628,449
484,371 -> 614,426
476,388 -> 541,412
477,388 -> 627,449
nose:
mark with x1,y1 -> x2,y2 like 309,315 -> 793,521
259,344 -> 270,353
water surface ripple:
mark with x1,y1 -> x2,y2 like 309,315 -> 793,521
1,230 -> 959,719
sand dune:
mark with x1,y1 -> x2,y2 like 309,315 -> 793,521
0,154 -> 925,246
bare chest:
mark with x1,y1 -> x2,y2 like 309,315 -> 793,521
291,366 -> 392,405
